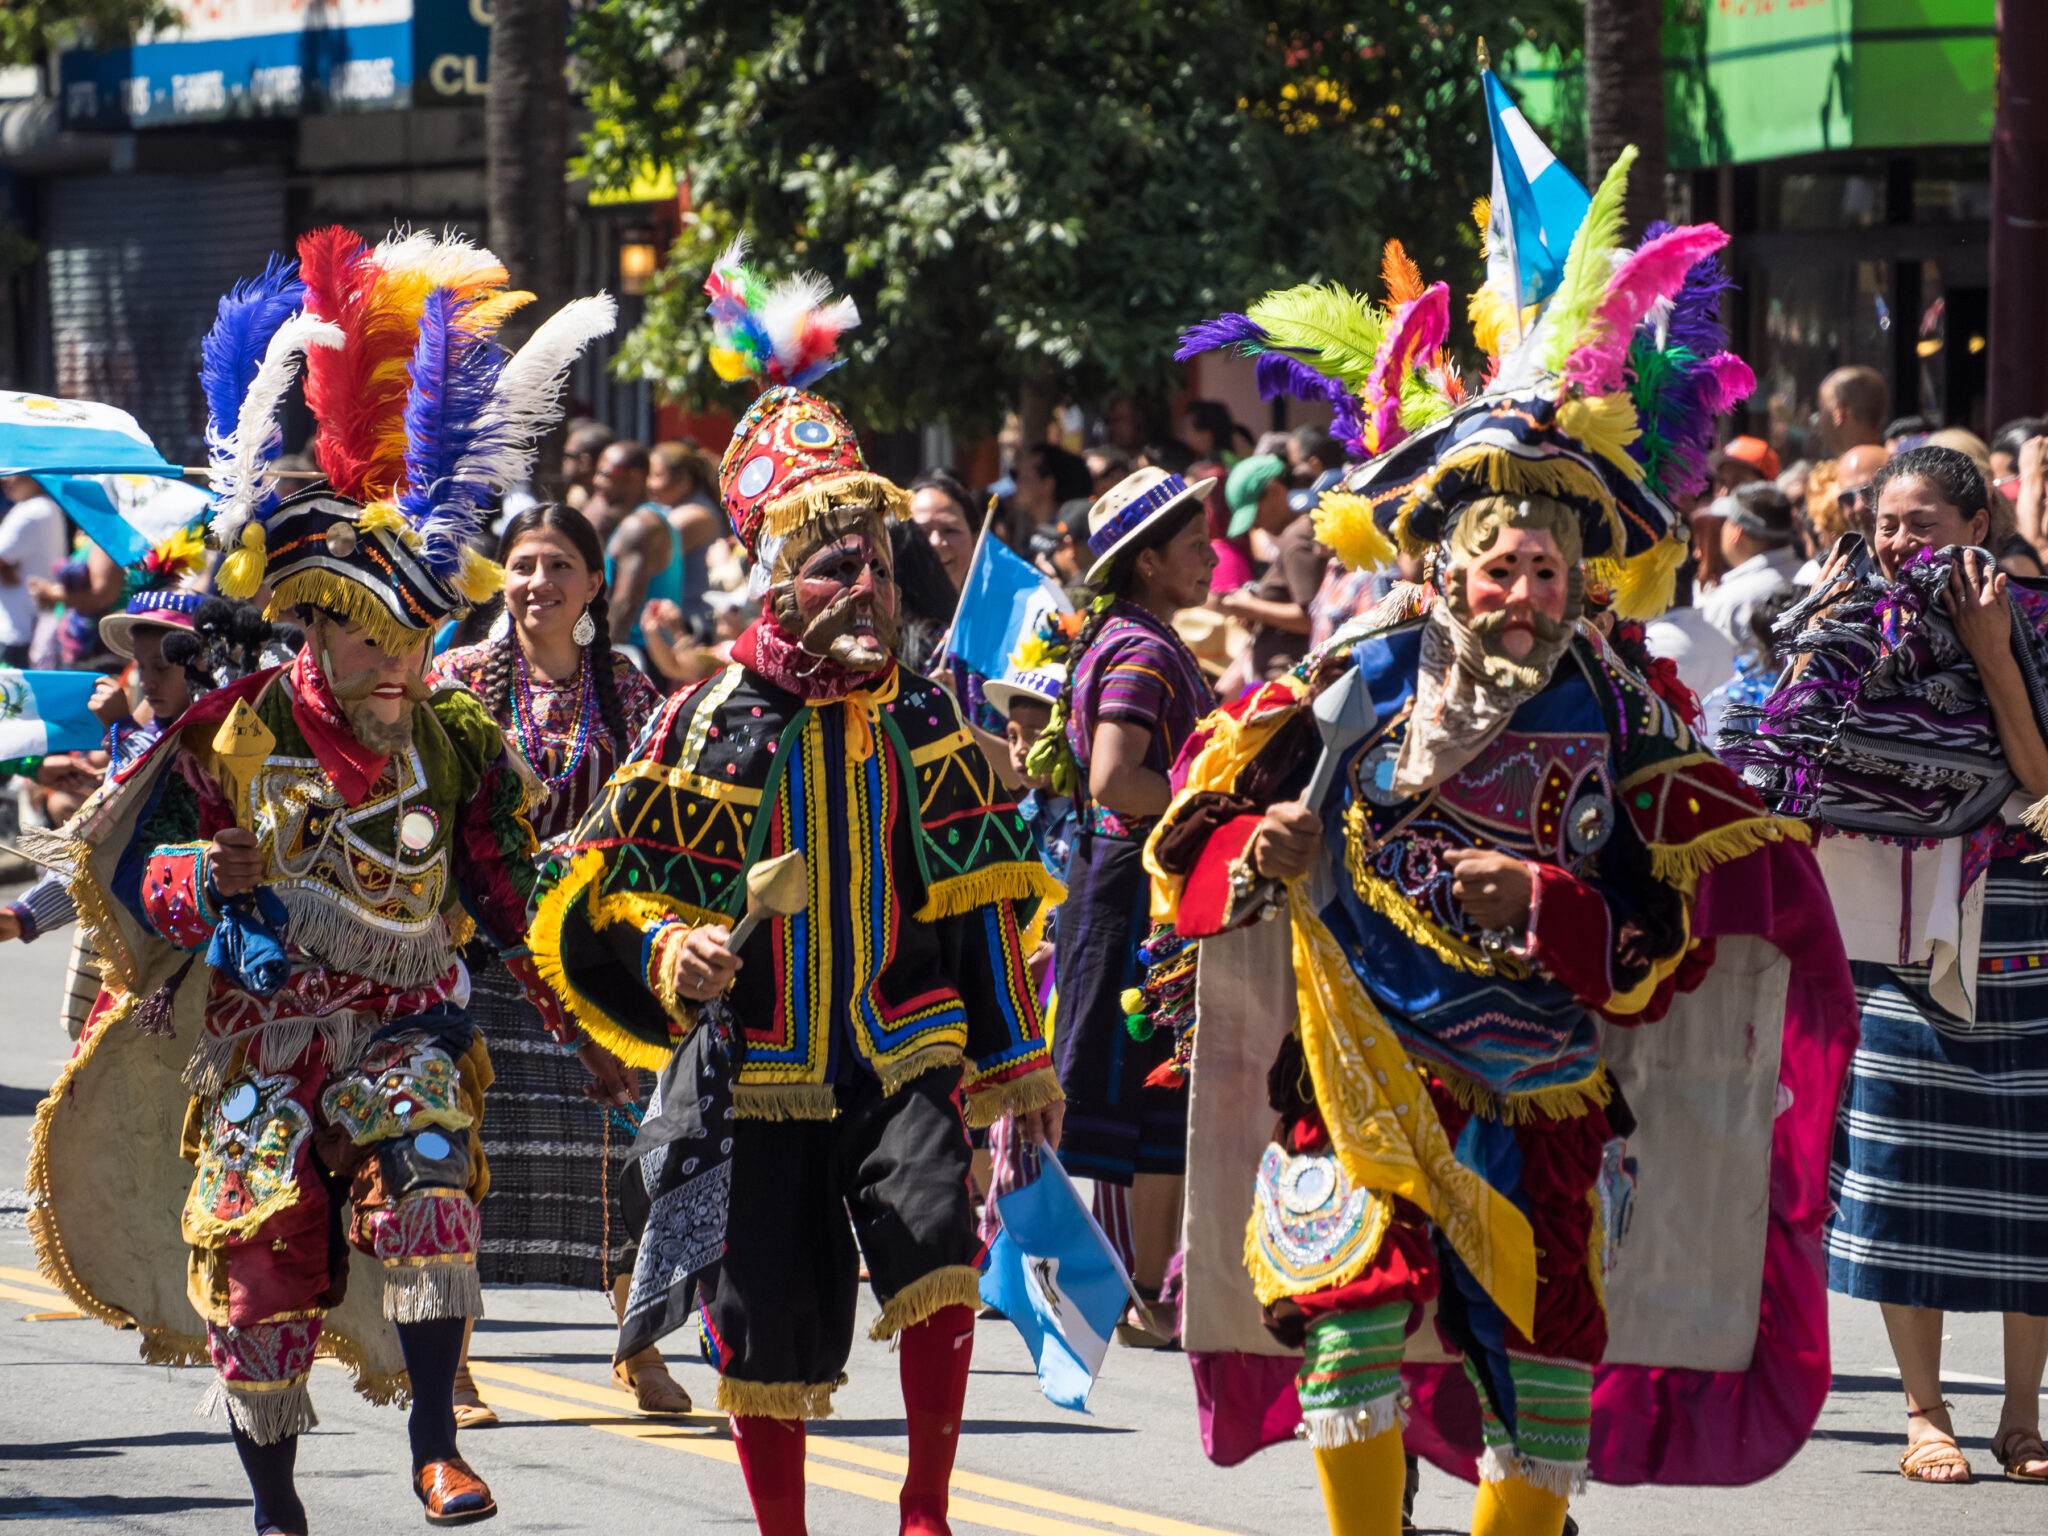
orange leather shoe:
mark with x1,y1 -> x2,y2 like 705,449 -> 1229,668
414,1458 -> 498,1526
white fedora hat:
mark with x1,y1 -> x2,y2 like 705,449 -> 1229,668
1084,468 -> 1216,586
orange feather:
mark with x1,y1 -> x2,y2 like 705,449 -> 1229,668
1380,240 -> 1425,308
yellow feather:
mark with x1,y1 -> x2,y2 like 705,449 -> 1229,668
1612,535 -> 1689,621
1555,393 -> 1645,481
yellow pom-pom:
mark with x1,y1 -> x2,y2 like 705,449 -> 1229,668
216,522 -> 265,599
455,545 -> 505,604
1119,988 -> 1147,1015
1612,535 -> 1689,621
1555,393 -> 1644,481
360,501 -> 407,535
1312,490 -> 1396,574
710,346 -> 753,382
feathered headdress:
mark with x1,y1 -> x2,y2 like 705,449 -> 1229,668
203,228 -> 617,648
703,238 -> 906,557
101,521 -> 211,659
1177,148 -> 1755,619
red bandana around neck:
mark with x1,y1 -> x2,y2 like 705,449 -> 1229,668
289,643 -> 392,805
732,616 -> 897,703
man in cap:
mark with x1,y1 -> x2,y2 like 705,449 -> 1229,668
1699,482 -> 1802,651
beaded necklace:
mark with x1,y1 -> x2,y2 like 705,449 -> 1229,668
511,644 -> 597,792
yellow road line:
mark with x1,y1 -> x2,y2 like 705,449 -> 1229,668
0,1265 -> 61,1293
0,1281 -> 63,1306
26,1311 -> 84,1322
467,1357 -> 1244,1536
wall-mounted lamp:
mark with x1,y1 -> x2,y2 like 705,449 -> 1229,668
618,228 -> 659,296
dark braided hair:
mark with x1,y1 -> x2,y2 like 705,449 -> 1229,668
493,504 -> 634,755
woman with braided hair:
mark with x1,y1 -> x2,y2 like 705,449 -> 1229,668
1032,467 -> 1217,1343
434,504 -> 680,1418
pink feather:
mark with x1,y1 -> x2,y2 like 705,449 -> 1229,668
1361,284 -> 1450,456
1698,351 -> 1756,415
1565,224 -> 1730,396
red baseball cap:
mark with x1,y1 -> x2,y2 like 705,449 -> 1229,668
1721,435 -> 1781,481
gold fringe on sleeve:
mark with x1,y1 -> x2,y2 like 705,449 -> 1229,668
526,847 -> 682,1073
867,1264 -> 984,1341
732,1082 -> 840,1121
875,1042 -> 966,1097
961,1066 -> 1064,1130
913,862 -> 1065,924
1646,815 -> 1810,888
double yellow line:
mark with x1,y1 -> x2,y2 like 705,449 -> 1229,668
462,1357 -> 1242,1536
0,1261 -> 1235,1536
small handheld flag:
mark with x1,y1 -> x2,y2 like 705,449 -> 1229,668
0,670 -> 106,759
1481,61 -> 1591,313
979,1153 -> 1146,1412
42,473 -> 212,567
943,523 -> 1073,683
0,393 -> 180,478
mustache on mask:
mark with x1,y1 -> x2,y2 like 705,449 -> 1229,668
1464,607 -> 1572,648
327,663 -> 431,703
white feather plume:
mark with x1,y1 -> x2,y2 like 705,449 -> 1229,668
758,272 -> 858,374
370,229 -> 508,289
452,294 -> 619,493
208,313 -> 344,547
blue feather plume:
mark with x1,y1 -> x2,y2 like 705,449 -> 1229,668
1175,313 -> 1267,362
396,287 -> 509,578
200,254 -> 304,488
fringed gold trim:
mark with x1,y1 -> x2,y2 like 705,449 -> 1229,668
961,1066 -> 1063,1130
714,1373 -> 846,1421
1611,535 -> 1688,621
266,570 -> 436,655
138,1326 -> 210,1367
732,1082 -> 840,1121
1392,443 -> 1623,559
315,1328 -> 412,1408
867,1264 -> 983,1342
757,475 -> 913,541
383,1258 -> 483,1322
199,1374 -> 320,1445
1344,807 -> 1529,981
1433,1062 -> 1613,1126
66,856 -> 141,995
1243,1188 -> 1391,1307
528,848 -> 677,1073
913,861 -> 1065,924
25,1009 -> 144,1334
876,1042 -> 965,1097
1647,815 -> 1809,888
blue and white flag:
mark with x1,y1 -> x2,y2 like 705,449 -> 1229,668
944,528 -> 1072,682
1482,69 -> 1591,314
0,392 -> 180,478
979,1153 -> 1145,1412
42,473 -> 213,566
0,670 -> 106,758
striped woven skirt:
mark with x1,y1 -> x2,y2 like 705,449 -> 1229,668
1826,855 -> 2048,1315
471,957 -> 641,1290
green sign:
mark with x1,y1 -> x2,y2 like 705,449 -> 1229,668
1503,0 -> 1995,170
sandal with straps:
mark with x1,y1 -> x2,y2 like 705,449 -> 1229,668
1901,1400 -> 1973,1484
1992,1427 -> 2048,1484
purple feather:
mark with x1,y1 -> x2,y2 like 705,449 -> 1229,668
1663,248 -> 1734,362
396,287 -> 509,578
1175,313 -> 1267,361
199,254 -> 304,484
1254,350 -> 1338,401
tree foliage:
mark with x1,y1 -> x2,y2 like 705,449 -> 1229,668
576,1 -> 1581,431
0,0 -> 179,64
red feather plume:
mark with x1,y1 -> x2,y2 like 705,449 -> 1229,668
299,226 -> 415,502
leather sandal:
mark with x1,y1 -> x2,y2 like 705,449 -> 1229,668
614,1349 -> 693,1416
452,1362 -> 498,1429
1899,1436 -> 1973,1484
1992,1426 -> 2048,1484
415,1457 -> 498,1525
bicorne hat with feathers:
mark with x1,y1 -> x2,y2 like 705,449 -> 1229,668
701,236 -> 908,560
202,229 -> 616,649
1176,146 -> 1755,620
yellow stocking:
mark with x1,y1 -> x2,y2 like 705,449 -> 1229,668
1311,1427 -> 1407,1536
1470,1473 -> 1568,1536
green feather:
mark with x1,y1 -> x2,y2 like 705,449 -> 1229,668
1541,144 -> 1636,377
1399,372 -> 1454,430
1246,283 -> 1385,388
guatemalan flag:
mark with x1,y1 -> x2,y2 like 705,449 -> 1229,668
0,670 -> 106,759
0,391 -> 199,564
979,1153 -> 1146,1412
943,528 -> 1073,683
1481,67 -> 1592,313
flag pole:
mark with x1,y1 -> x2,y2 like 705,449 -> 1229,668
937,492 -> 1003,673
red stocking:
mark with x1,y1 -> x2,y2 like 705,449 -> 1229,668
730,1414 -> 807,1536
897,1304 -> 975,1536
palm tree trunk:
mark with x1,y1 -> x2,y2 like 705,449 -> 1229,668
1583,0 -> 1668,240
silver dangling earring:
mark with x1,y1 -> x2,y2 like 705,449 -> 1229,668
572,607 -> 596,647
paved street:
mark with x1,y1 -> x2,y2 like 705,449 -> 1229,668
0,883 -> 2042,1534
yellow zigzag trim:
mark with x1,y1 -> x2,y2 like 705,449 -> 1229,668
1392,443 -> 1623,558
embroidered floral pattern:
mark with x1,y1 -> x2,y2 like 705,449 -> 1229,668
207,1313 -> 323,1387
183,1071 -> 314,1243
321,1039 -> 470,1146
